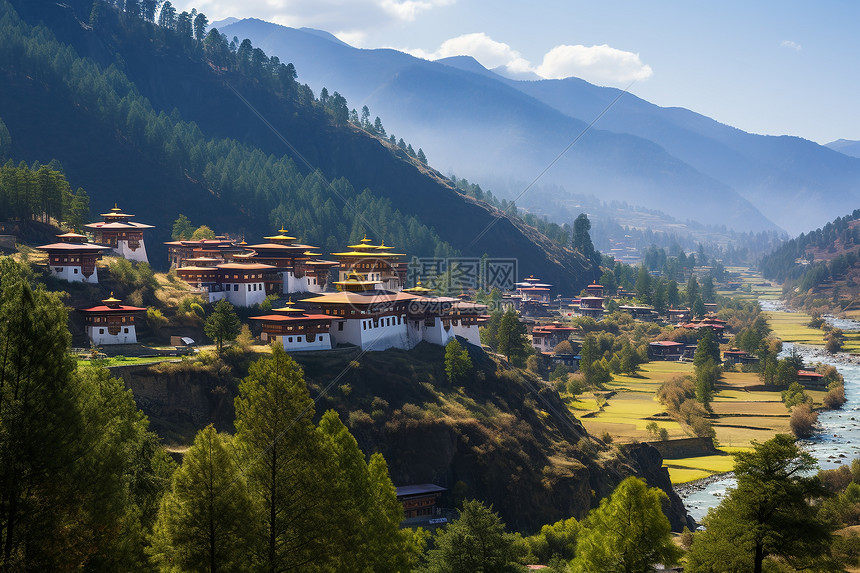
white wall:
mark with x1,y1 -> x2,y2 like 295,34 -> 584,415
330,315 -> 410,351
87,325 -> 137,345
284,271 -> 323,294
115,239 -> 148,263
51,265 -> 99,283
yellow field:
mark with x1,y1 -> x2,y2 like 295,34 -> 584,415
762,310 -> 824,346
666,467 -> 713,484
572,356 -> 794,483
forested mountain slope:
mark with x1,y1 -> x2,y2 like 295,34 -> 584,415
216,18 -> 776,233
0,0 -> 591,290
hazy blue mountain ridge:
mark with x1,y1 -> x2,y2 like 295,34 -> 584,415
218,18 -> 777,233
220,18 -> 860,235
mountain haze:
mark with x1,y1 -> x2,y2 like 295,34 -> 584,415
217,19 -> 776,233
220,18 -> 860,235
1,0 -> 592,290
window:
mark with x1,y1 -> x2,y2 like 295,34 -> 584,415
247,284 -> 251,291
99,328 -> 104,334
288,337 -> 293,343
362,322 -> 367,330
73,268 -> 78,274
124,328 -> 129,333
234,284 -> 239,291
338,322 -> 344,331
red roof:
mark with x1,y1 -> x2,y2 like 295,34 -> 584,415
79,304 -> 146,313
650,341 -> 684,347
217,263 -> 276,270
37,242 -> 110,251
250,314 -> 332,322
797,370 -> 824,378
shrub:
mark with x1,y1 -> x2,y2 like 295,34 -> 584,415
790,403 -> 818,438
347,410 -> 372,427
823,384 -> 847,410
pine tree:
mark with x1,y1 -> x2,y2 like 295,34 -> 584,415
233,347 -> 332,571
149,425 -> 255,573
204,299 -> 241,355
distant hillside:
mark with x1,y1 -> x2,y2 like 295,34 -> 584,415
218,18 -> 860,235
1,0 -> 592,291
120,342 -> 692,533
760,210 -> 860,311
827,139 -> 860,159
216,19 -> 777,234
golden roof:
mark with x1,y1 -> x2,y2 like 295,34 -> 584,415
102,292 -> 122,304
263,227 -> 297,241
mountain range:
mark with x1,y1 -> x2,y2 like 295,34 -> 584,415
0,0 -> 593,290
216,18 -> 860,236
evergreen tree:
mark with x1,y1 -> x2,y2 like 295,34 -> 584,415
233,347 -> 332,571
686,435 -> 835,573
686,274 -> 700,305
417,148 -> 427,164
497,308 -> 528,366
204,299 -> 241,355
420,500 -> 526,573
573,213 -> 600,279
445,338 -> 473,383
172,213 -> 195,240
701,275 -> 716,303
149,425 -> 255,573
571,477 -> 681,573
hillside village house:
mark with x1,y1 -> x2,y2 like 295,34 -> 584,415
530,322 -> 578,353
165,236 -> 247,268
85,204 -> 153,263
79,294 -> 145,345
170,228 -> 337,298
177,261 -> 275,307
330,235 -> 407,291
249,300 -> 333,351
574,281 -> 605,319
37,232 -> 110,283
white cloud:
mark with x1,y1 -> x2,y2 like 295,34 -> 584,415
781,40 -> 802,51
408,32 -> 528,70
409,33 -> 652,86
536,44 -> 653,84
173,0 -> 453,45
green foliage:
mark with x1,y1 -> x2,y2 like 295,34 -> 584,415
0,160 -> 90,226
523,517 -> 579,564
0,257 -> 173,569
204,299 -> 241,355
570,477 -> 681,573
420,499 -> 527,573
686,434 -> 836,573
232,347 -> 413,571
190,224 -> 216,240
781,381 -> 810,409
445,338 -> 473,383
149,425 -> 256,572
497,309 -> 529,366
171,213 -> 194,240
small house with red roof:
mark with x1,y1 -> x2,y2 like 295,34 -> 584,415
37,232 -> 110,283
530,322 -> 578,353
176,262 -> 276,307
79,294 -> 146,345
85,204 -> 153,263
797,370 -> 827,389
249,301 -> 333,351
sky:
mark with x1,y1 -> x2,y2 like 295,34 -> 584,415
171,0 -> 860,144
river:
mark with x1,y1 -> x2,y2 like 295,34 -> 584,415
678,300 -> 860,523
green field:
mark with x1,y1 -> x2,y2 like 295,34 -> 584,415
762,310 -> 825,347
76,355 -> 175,368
